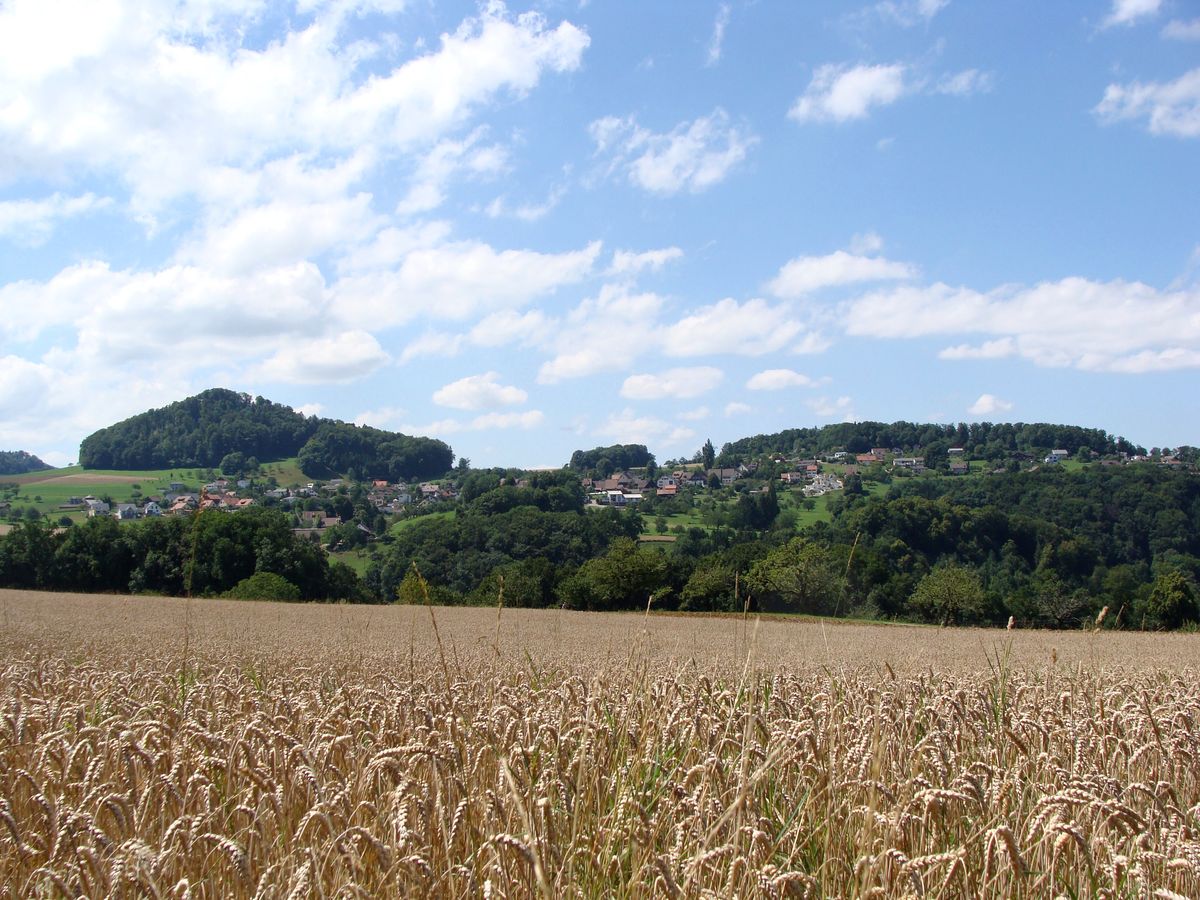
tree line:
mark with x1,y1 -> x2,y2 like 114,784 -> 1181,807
78,388 -> 452,480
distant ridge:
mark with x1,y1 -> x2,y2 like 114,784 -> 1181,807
0,450 -> 53,476
78,388 -> 454,481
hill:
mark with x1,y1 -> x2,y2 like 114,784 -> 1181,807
0,451 -> 53,476
78,388 -> 453,481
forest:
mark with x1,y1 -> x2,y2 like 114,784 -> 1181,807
0,450 -> 52,476
77,388 -> 452,480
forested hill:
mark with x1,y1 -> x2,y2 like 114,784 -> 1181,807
0,450 -> 52,476
719,421 -> 1142,463
78,388 -> 454,481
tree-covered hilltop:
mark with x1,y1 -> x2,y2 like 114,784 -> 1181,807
719,421 -> 1141,464
567,444 -> 655,476
0,451 -> 52,476
78,388 -> 453,480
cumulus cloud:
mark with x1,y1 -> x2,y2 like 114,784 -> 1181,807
1163,18 -> 1200,40
432,371 -> 528,410
597,409 -> 695,448
767,249 -> 917,297
1095,68 -> 1200,138
870,0 -> 950,27
844,278 -> 1200,373
967,394 -> 1013,416
609,247 -> 684,276
663,298 -> 807,357
789,64 -> 909,123
255,331 -> 390,384
789,61 -> 991,124
333,239 -> 602,327
0,193 -> 111,246
808,396 -> 855,419
724,402 -> 752,416
620,367 -> 724,400
745,368 -> 819,390
1101,0 -> 1160,28
589,109 -> 757,194
0,1 -> 590,216
537,284 -> 664,382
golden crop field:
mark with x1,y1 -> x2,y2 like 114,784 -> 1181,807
1,590 -> 1199,898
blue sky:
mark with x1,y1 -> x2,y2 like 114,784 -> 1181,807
1,0 -> 1198,468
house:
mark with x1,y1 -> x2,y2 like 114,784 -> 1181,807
85,498 -> 110,517
142,500 -> 163,516
1045,450 -> 1070,463
855,453 -> 877,466
656,483 -> 678,497
372,480 -> 389,489
870,448 -> 889,461
707,468 -> 739,486
656,475 -> 678,489
780,471 -> 807,485
948,448 -> 965,457
949,459 -> 969,476
112,503 -> 140,520
894,457 -> 926,473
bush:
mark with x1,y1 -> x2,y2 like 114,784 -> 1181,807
225,572 -> 301,602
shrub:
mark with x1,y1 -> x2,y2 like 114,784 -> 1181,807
225,572 -> 301,602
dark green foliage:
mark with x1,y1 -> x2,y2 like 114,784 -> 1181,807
568,444 -> 654,474
0,508 -> 368,601
77,388 -> 453,481
1142,571 -> 1198,629
80,389 -> 314,469
0,451 -> 52,476
719,420 -> 1136,463
297,421 -> 452,481
225,572 -> 300,602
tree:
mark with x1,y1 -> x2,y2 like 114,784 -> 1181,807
909,564 -> 990,626
701,439 -> 715,471
1143,570 -> 1198,629
745,539 -> 843,615
225,572 -> 301,602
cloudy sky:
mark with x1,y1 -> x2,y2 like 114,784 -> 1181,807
1,0 -> 1198,467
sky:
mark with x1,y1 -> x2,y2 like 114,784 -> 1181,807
1,0 -> 1198,469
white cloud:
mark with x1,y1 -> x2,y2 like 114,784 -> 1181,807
706,3 -> 731,67
590,109 -> 757,194
432,371 -> 528,410
609,247 -> 684,276
0,2 -> 590,217
353,405 -> 408,430
967,394 -> 1013,416
255,331 -> 390,384
1095,68 -> 1200,138
663,298 -> 806,357
471,410 -> 544,430
849,231 -> 884,255
938,338 -> 1016,360
767,249 -> 917,297
620,367 -> 724,400
1163,18 -> 1200,40
0,193 -> 111,246
789,63 -> 908,123
537,284 -> 664,382
333,239 -> 602,327
677,406 -> 710,422
295,402 -> 326,418
484,184 -> 567,222
844,277 -> 1200,373
724,402 -> 752,416
396,129 -> 510,216
468,309 -> 553,348
745,368 -> 819,390
870,0 -> 950,27
399,331 -> 464,363
1102,0 -> 1160,28
808,396 -> 855,419
934,69 -> 993,97
597,409 -> 695,448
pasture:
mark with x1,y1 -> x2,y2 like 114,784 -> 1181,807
1,590 -> 1198,897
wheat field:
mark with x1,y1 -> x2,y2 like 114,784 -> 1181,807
1,590 -> 1199,897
